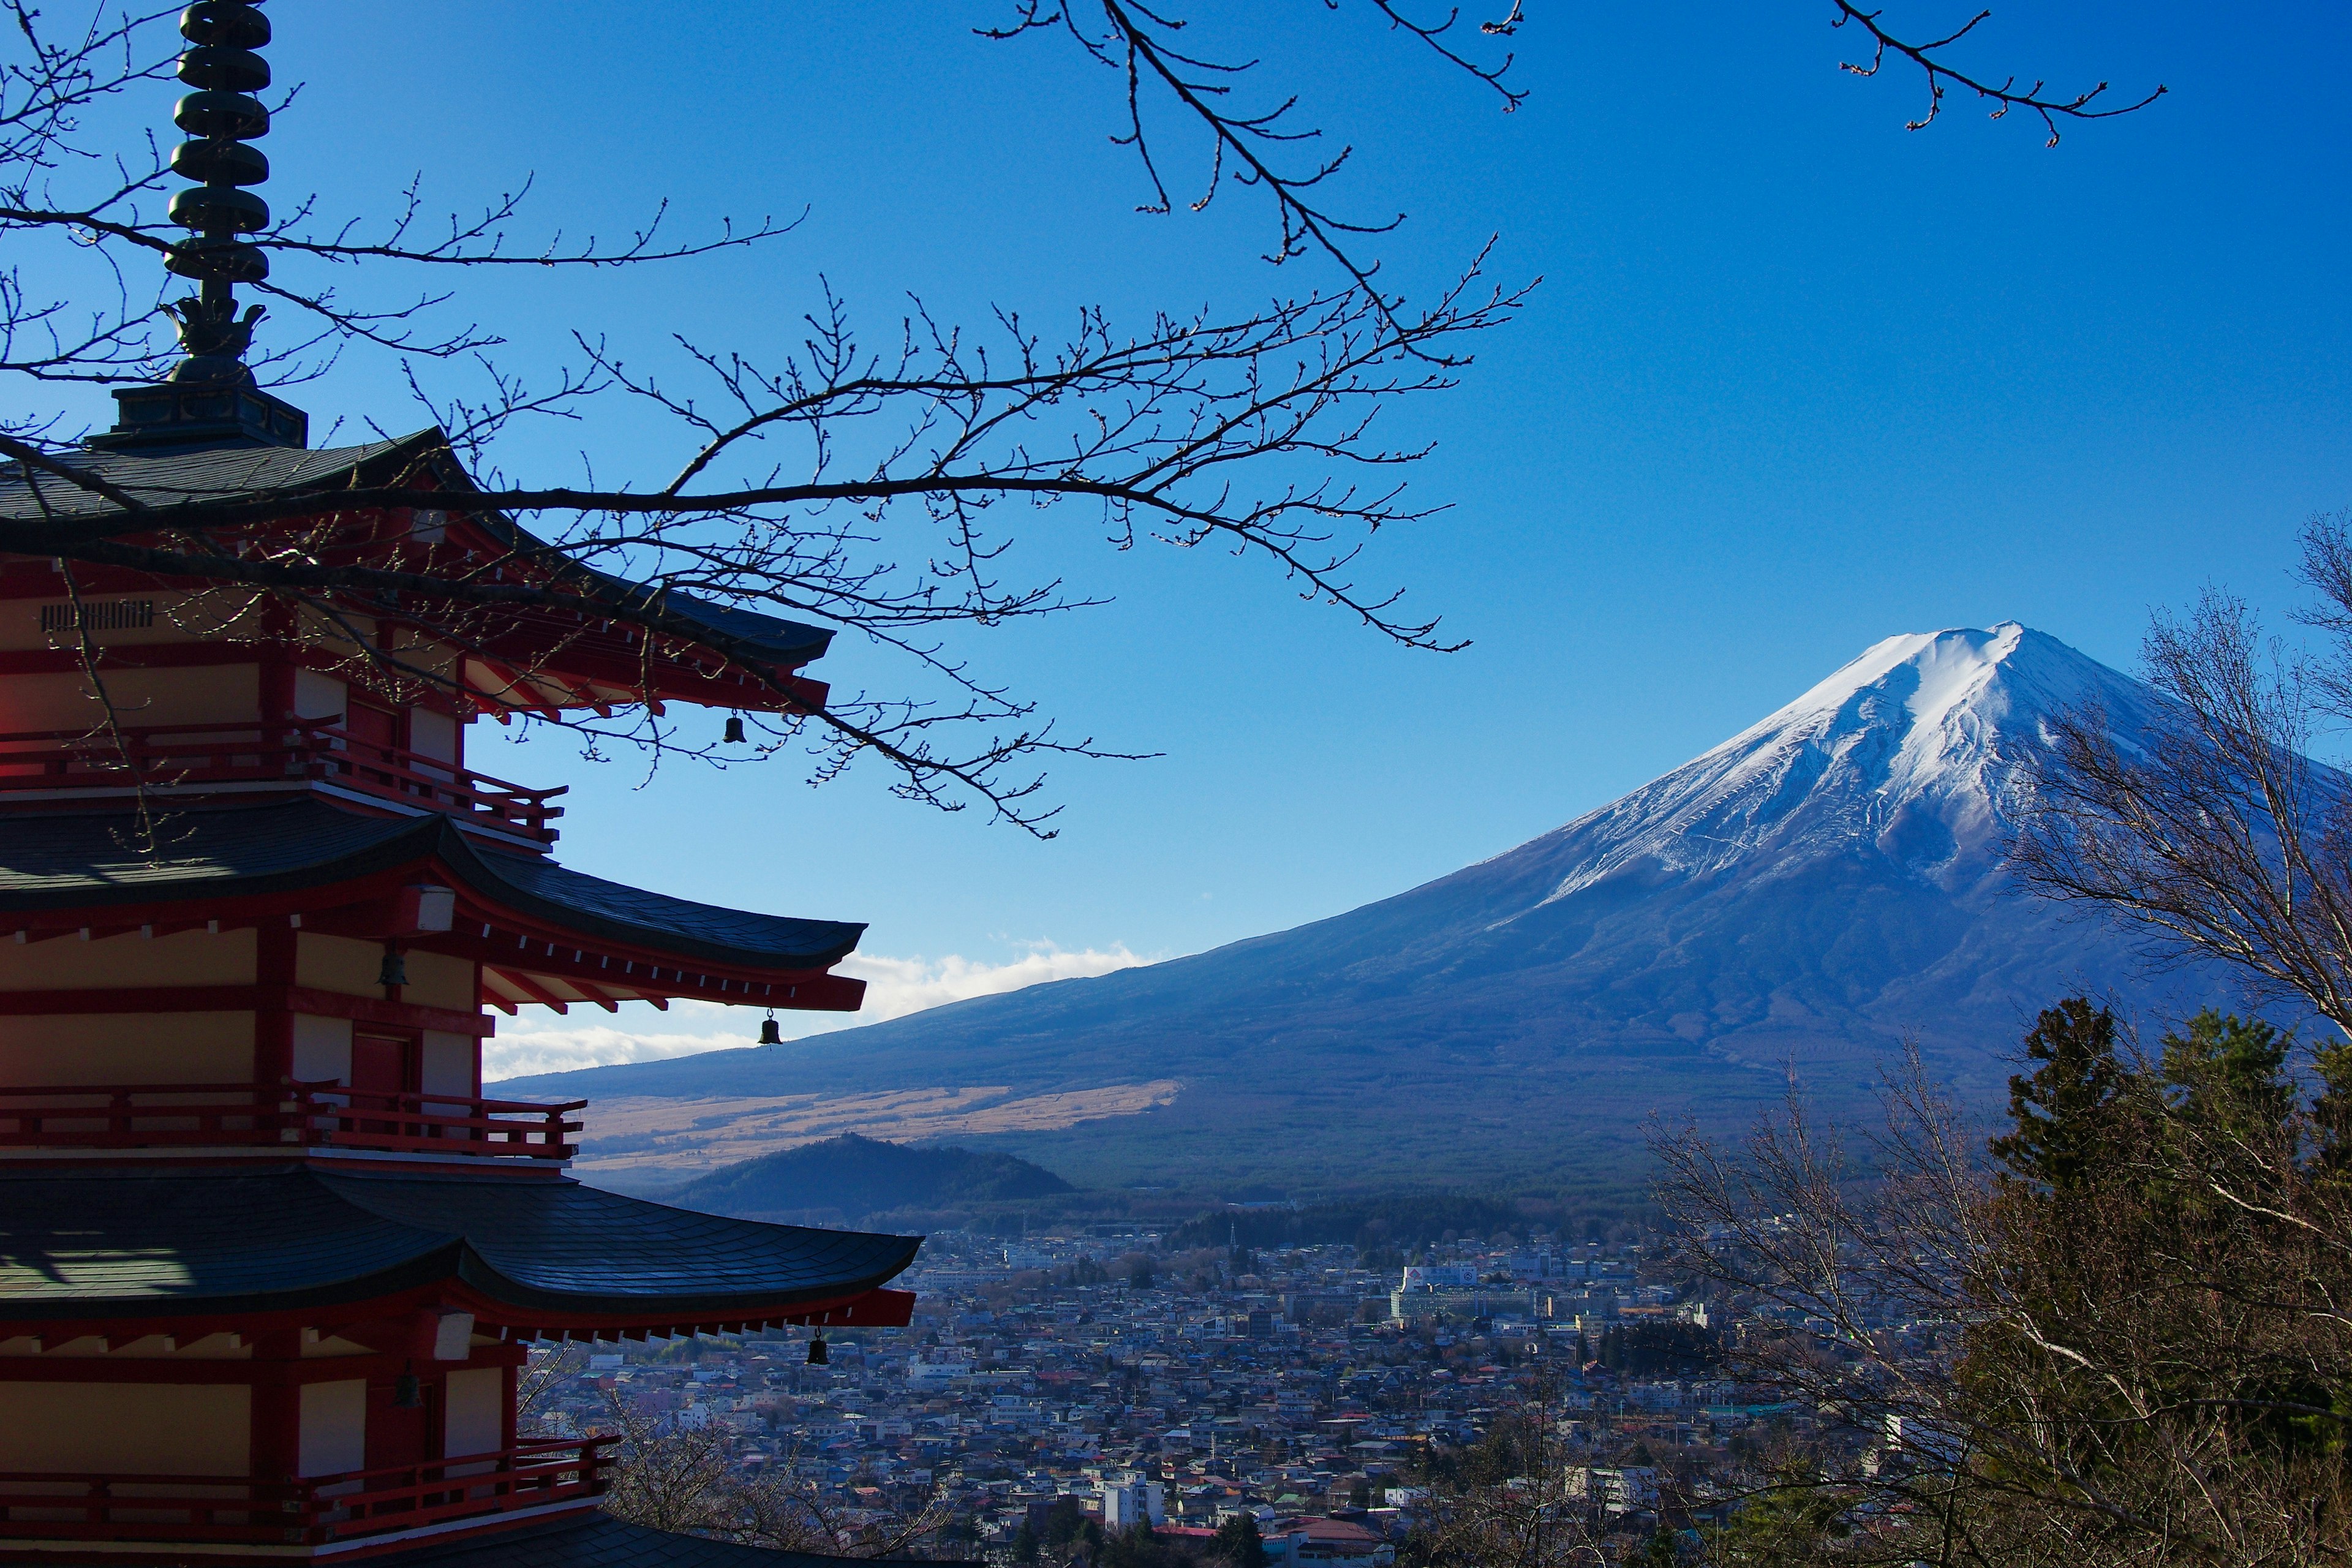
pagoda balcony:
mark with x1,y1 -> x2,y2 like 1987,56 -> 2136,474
0,719 -> 564,846
0,1082 -> 584,1161
0,1436 -> 613,1548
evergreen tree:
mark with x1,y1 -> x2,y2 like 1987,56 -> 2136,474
2159,1008 -> 2293,1139
1214,1512 -> 1268,1568
1015,1521 -> 1041,1564
1988,998 -> 2128,1191
1043,1497 -> 1087,1548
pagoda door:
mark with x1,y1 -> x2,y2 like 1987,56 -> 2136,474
350,1031 -> 416,1137
345,699 -> 401,788
364,1375 -> 440,1518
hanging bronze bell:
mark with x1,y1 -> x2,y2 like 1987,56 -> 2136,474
806,1333 -> 829,1366
758,1012 -> 782,1046
392,1370 -> 422,1409
723,714 -> 747,745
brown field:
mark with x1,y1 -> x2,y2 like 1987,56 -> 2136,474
572,1080 -> 1183,1178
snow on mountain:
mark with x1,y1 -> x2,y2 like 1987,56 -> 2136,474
1528,623 -> 2157,901
510,625 -> 2237,1196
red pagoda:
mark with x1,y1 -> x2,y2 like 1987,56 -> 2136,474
0,3 -> 922,1561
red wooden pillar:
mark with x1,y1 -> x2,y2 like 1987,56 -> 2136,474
255,917 -> 296,1085
250,1329 -> 303,1487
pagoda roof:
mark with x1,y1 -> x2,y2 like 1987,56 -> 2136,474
0,428 -> 836,667
0,1165 -> 918,1327
0,798 -> 862,972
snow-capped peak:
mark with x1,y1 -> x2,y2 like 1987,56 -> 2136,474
1528,624 -> 2156,902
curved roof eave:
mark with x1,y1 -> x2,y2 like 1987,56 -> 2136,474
0,800 -> 865,972
0,428 -> 837,666
0,1166 -> 921,1325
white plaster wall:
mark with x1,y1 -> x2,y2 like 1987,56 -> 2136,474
420,1031 -> 473,1098
291,1014 -> 353,1087
295,933 -> 382,996
293,669 -> 346,722
0,929 -> 254,990
402,951 -> 473,1012
0,1012 -> 252,1085
409,708 -> 458,763
0,665 -> 260,734
296,938 -> 472,1013
0,1384 -> 249,1475
299,1380 -> 368,1477
443,1368 -> 503,1457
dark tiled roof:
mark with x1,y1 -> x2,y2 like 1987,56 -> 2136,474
0,1166 -> 919,1321
1,432 -> 428,517
0,429 -> 834,663
0,799 -> 864,970
391,1514 -> 983,1568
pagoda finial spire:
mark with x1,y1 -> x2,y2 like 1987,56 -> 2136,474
92,0 -> 303,447
162,0 -> 273,386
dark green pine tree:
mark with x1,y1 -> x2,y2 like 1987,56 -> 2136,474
1988,998 -> 2128,1191
2159,1008 -> 2294,1139
1015,1521 -> 1042,1564
1214,1512 -> 1268,1568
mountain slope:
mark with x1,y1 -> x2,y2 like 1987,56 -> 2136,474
509,625 -> 2245,1195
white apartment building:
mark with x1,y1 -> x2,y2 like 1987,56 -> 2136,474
1102,1471 -> 1167,1528
1566,1466 -> 1660,1517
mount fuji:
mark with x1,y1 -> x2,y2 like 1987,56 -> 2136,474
507,625 -> 2245,1196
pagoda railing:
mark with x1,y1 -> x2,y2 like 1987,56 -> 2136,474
0,1436 -> 613,1546
0,1081 -> 584,1160
0,718 -> 565,844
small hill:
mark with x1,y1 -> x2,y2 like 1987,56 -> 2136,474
669,1134 -> 1072,1224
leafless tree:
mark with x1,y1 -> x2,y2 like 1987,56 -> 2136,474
598,1390 -> 958,1556
2013,513 -> 2352,1035
516,1341 -> 589,1436
1402,1378 -> 1611,1568
2,4 -> 2164,833
1825,2 -> 2165,146
1653,1037 -> 2352,1567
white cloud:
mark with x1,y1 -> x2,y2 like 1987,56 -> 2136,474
482,941 -> 1148,1082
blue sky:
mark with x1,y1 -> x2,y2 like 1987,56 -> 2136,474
42,4 -> 2351,1069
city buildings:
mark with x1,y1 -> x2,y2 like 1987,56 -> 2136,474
512,1223 -> 1830,1556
